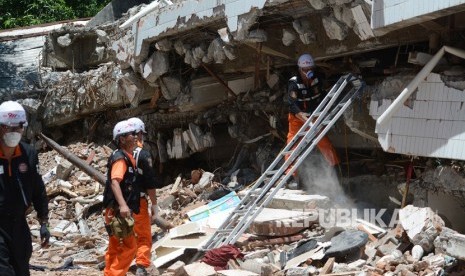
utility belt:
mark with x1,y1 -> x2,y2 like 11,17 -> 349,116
104,207 -> 135,239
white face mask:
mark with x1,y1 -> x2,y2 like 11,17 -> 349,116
3,132 -> 22,147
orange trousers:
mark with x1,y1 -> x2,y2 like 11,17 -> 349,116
133,197 -> 152,268
104,208 -> 137,276
286,114 -> 340,168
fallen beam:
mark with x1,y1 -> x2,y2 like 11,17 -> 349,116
39,133 -> 106,184
39,133 -> 172,230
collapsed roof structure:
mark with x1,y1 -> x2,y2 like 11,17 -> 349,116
2,0 -> 465,274
2,0 -> 465,241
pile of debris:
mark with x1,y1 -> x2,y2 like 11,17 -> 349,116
28,142 -> 465,275
30,142 -> 113,270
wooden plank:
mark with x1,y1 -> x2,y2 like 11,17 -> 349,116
320,257 -> 335,275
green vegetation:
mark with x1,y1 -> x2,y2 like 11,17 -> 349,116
0,0 -> 112,29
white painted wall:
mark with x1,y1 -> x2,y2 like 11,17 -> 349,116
135,0 -> 269,57
370,73 -> 465,160
372,0 -> 465,30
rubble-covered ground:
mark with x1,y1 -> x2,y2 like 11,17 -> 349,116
27,141 -> 465,275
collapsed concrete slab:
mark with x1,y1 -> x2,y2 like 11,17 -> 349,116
248,208 -> 318,237
399,205 -> 445,252
239,188 -> 330,210
434,227 -> 465,261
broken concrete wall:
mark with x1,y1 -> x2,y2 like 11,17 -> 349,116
2,0 -> 463,161
0,35 -> 44,97
40,63 -> 155,126
372,0 -> 465,33
43,27 -> 114,70
371,73 -> 465,160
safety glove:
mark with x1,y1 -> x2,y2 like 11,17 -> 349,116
40,223 -> 51,247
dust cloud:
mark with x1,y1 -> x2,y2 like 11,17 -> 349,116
298,152 -> 355,209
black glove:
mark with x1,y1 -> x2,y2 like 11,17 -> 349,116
40,223 -> 50,247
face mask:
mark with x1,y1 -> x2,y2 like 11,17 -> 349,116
301,68 -> 314,79
3,132 -> 22,147
305,70 -> 314,79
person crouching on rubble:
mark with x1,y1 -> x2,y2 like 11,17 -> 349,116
0,101 -> 50,276
286,53 -> 340,180
103,119 -> 141,276
127,117 -> 159,276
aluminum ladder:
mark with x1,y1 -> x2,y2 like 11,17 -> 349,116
202,74 -> 365,250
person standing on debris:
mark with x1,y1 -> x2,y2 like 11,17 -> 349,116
0,101 -> 50,276
287,54 -> 340,169
103,119 -> 141,276
127,117 -> 159,276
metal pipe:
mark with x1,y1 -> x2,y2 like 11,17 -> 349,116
376,46 -> 445,127
39,133 -> 107,184
376,46 -> 465,127
120,0 -> 173,29
39,133 -> 173,230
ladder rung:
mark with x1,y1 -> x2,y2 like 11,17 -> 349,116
296,132 -> 307,137
236,208 -> 249,213
217,229 -> 234,233
327,91 -> 337,97
265,170 -> 278,175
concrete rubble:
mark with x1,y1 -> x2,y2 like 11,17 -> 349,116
28,141 -> 465,275
1,0 -> 464,275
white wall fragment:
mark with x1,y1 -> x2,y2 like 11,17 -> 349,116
112,33 -> 135,70
207,39 -> 226,64
142,51 -> 169,83
351,5 -> 375,40
169,124 -> 215,158
184,49 -> 200,68
169,128 -> 189,159
160,77 -> 181,100
174,40 -> 185,56
282,29 -> 296,46
399,205 -> 445,252
193,44 -> 207,63
322,16 -> 349,41
218,27 -> 232,44
333,5 -> 355,28
118,75 -> 139,106
96,29 -> 109,43
307,0 -> 327,10
293,19 -> 316,44
57,34 -> 72,47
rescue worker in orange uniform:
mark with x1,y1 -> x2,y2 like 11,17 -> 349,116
287,54 -> 340,172
0,101 -> 50,276
103,120 -> 141,276
127,117 -> 159,276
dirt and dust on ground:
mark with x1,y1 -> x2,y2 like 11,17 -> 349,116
27,140 -> 465,276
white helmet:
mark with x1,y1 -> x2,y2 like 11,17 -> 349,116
112,120 -> 138,140
127,117 -> 147,133
297,54 -> 314,68
0,101 -> 28,127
